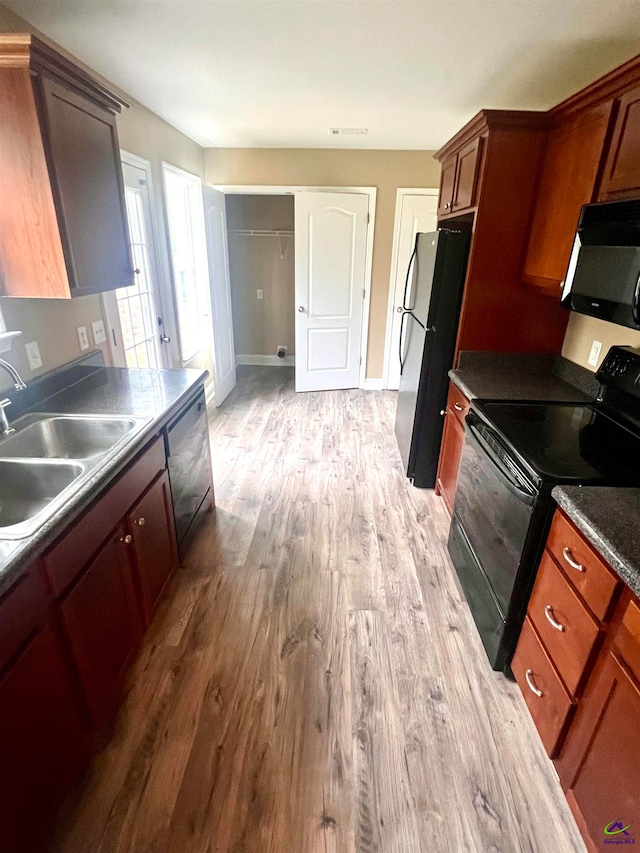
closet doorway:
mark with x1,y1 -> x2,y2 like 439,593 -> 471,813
218,186 -> 376,392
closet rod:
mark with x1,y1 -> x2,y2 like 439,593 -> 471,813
228,229 -> 294,237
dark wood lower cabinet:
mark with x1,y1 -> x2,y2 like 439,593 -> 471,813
560,651 -> 640,853
61,525 -> 143,728
128,471 -> 179,624
436,410 -> 465,516
0,623 -> 87,853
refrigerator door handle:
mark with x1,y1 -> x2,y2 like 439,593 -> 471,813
402,243 -> 418,311
398,310 -> 408,375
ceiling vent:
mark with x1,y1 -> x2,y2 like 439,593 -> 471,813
328,127 -> 368,136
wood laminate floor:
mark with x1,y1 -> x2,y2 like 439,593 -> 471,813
51,366 -> 586,853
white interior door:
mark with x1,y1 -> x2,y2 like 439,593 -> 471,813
386,192 -> 438,390
203,186 -> 236,406
294,191 -> 369,392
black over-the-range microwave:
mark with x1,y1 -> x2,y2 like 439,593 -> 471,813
561,198 -> 640,330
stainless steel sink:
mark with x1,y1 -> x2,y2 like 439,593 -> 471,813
0,415 -> 138,460
0,459 -> 83,535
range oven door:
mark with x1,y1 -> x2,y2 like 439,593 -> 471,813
448,410 -> 539,669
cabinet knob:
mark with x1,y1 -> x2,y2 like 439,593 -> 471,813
135,517 -> 146,526
444,203 -> 450,210
440,409 -> 447,416
454,402 -> 463,411
298,306 -> 306,313
120,534 -> 132,544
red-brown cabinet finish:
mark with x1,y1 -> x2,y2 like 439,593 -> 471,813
600,84 -> 640,201
61,525 -> 142,727
438,153 -> 457,216
561,651 -> 640,852
523,103 -> 613,294
452,136 -> 482,212
0,623 -> 87,853
36,75 -> 133,296
128,471 -> 179,625
435,383 -> 469,517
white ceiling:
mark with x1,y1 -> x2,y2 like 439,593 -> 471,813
4,0 -> 640,150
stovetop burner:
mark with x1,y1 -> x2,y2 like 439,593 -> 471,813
474,401 -> 640,484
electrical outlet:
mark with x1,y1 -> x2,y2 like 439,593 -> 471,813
91,319 -> 107,345
77,325 -> 89,351
25,340 -> 42,371
588,339 -> 602,367
257,289 -> 264,300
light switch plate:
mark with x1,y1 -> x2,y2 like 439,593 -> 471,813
588,339 -> 602,367
25,340 -> 43,371
257,289 -> 264,300
91,320 -> 107,345
77,325 -> 89,351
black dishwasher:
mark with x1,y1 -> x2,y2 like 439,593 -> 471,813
166,390 -> 214,557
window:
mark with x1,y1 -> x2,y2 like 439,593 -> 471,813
162,164 -> 210,363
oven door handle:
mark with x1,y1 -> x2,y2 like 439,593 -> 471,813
466,422 -> 537,506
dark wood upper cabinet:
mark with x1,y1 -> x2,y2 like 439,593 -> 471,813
128,471 -> 179,625
36,76 -> 133,295
451,136 -> 482,212
0,34 -> 133,299
523,103 -> 613,294
599,84 -> 640,200
437,153 -> 457,215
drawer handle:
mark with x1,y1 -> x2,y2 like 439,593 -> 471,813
562,547 -> 584,572
454,402 -> 464,411
525,669 -> 543,698
545,605 -> 565,632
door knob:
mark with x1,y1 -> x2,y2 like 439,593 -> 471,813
298,306 -> 305,313
134,517 -> 146,526
160,334 -> 171,344
396,306 -> 403,313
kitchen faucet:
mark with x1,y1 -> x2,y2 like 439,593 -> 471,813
0,357 -> 27,436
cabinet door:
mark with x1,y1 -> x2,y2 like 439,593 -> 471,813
563,652 -> 640,849
36,75 -> 133,295
0,624 -> 86,852
61,527 -> 142,727
438,153 -> 457,215
600,85 -> 640,200
452,137 -> 482,212
128,471 -> 179,625
435,409 -> 465,517
524,104 -> 612,292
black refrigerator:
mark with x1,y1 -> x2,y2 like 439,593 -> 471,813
394,229 -> 471,488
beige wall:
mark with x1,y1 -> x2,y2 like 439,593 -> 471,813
562,312 -> 640,371
0,3 -> 212,390
205,149 -> 441,378
226,195 -> 295,358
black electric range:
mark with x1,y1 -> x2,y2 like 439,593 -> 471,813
447,346 -> 640,672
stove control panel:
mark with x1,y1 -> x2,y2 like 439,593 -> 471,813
597,346 -> 640,394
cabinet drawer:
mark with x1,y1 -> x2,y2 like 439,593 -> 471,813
512,616 -> 575,757
44,436 -> 165,596
529,551 -> 601,696
547,510 -> 619,621
447,382 -> 470,427
0,564 -> 48,673
614,596 -> 640,684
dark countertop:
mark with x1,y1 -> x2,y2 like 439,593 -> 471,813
552,486 -> 640,600
0,365 -> 207,596
449,367 -> 592,403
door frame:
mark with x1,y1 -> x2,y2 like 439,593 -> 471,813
213,184 -> 377,390
382,188 -> 439,390
102,151 -> 178,369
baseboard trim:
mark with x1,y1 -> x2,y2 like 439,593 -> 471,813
236,354 -> 295,367
363,378 -> 384,391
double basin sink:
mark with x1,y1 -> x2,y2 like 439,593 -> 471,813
0,414 -> 147,539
